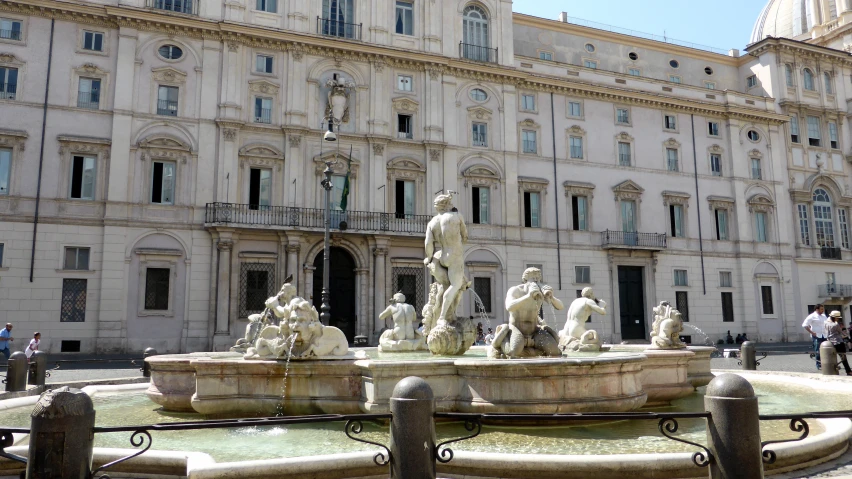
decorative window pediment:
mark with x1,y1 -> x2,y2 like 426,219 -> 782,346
152,67 -> 187,84
392,97 -> 420,113
708,144 -> 724,154
467,106 -> 493,120
239,143 -> 284,171
707,195 -> 735,211
463,165 -> 500,187
248,79 -> 280,95
567,125 -> 586,135
615,131 -> 634,141
748,148 -> 763,159
0,129 -> 27,151
387,157 -> 425,182
75,63 -> 108,77
137,136 -> 191,163
313,151 -> 360,178
518,176 -> 549,192
58,135 -> 111,159
612,179 -> 644,201
662,190 -> 691,206
563,180 -> 595,198
520,119 -> 540,129
663,138 -> 681,148
0,53 -> 23,66
747,193 -> 775,213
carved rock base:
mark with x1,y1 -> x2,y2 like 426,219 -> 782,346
559,333 -> 602,353
378,330 -> 427,352
427,318 -> 475,356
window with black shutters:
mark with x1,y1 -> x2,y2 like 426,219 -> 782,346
675,291 -> 689,322
721,292 -> 734,322
60,278 -> 87,322
392,266 -> 425,315
249,168 -> 261,207
761,286 -> 774,315
144,268 -> 170,310
240,263 -> 275,317
473,277 -> 492,313
472,186 -> 482,224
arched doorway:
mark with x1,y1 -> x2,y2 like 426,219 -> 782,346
313,247 -> 357,342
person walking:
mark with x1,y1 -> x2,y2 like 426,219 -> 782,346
825,311 -> 852,375
24,332 -> 40,361
803,304 -> 827,370
0,323 -> 13,361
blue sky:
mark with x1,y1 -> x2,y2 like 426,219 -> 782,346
512,0 -> 768,52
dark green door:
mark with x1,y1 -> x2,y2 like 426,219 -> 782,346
618,266 -> 646,340
313,247 -> 357,342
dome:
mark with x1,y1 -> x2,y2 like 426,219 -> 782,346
750,0 -> 813,44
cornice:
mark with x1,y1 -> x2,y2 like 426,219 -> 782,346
746,38 -> 852,66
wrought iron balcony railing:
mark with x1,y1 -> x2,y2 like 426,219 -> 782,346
77,92 -> 100,110
459,42 -> 498,63
819,283 -> 852,297
600,230 -> 667,249
317,17 -> 362,40
148,0 -> 196,14
157,99 -> 178,116
206,203 -> 431,235
0,89 -> 15,100
254,108 -> 271,124
821,246 -> 842,260
0,29 -> 22,41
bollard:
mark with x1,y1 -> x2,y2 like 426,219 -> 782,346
389,376 -> 436,479
142,347 -> 158,378
705,374 -> 764,479
26,387 -> 95,479
741,341 -> 757,370
4,352 -> 28,392
820,341 -> 838,376
27,351 -> 47,386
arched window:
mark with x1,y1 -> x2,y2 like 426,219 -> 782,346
803,68 -> 815,91
824,72 -> 833,94
785,64 -> 793,87
813,188 -> 836,247
462,5 -> 489,61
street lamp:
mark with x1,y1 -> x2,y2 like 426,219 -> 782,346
319,118 -> 340,325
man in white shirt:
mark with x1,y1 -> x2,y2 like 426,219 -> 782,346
803,304 -> 827,370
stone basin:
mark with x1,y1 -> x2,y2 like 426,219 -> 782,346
146,346 -> 709,417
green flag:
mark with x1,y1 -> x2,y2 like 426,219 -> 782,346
339,146 -> 353,211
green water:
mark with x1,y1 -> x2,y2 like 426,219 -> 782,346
1,381 -> 843,462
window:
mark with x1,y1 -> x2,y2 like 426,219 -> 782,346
669,75 -> 681,84
248,168 -> 271,210
523,191 -> 540,228
158,44 -> 183,60
584,43 -> 595,53
77,78 -> 101,110
664,114 -> 677,130
807,116 -> 821,146
462,5 -> 489,59
472,122 -> 487,147
669,204 -> 684,237
785,64 -> 793,87
675,291 -> 689,322
522,130 -> 537,154
719,271 -> 732,288
814,188 -> 835,247
470,88 -> 487,102
803,69 -> 815,91
254,97 -> 272,124
69,155 -> 96,200
144,268 -> 171,310
572,196 -> 587,231
157,85 -> 178,116
705,81 -> 716,89
715,208 -> 729,240
674,269 -> 688,287
82,31 -> 103,52
0,148 -> 8,195
628,52 -> 638,60
64,247 -> 90,271
151,161 -> 176,205
755,212 -> 768,242
152,0 -> 193,14
824,72 -> 833,94
569,136 -> 583,159
473,277 -> 492,313
255,0 -> 277,12
666,148 -> 679,172
584,60 -> 597,69
0,66 -> 18,100
721,292 -> 734,322
521,94 -> 536,111
618,142 -> 631,166
256,55 -> 273,74
747,75 -> 757,88
472,186 -> 489,224
0,18 -> 22,41
330,175 -> 345,210
395,1 -> 413,35
704,66 -> 713,75
322,0 -> 356,38
669,60 -> 679,69
708,122 -> 719,137
798,204 -> 810,245
395,179 -> 415,218
621,200 -> 636,232
60,279 -> 87,322
750,158 -> 762,180
628,68 -> 641,76
710,154 -> 722,176
397,75 -> 412,91
575,266 -> 591,284
829,122 -> 838,149
60,340 -> 81,353
568,101 -> 582,117
539,51 -> 553,61
760,286 -> 774,315
747,130 -> 760,142
398,114 -> 413,139
240,263 -> 275,317
392,267 -> 424,314
790,115 -> 800,143
840,208 -> 850,249
616,108 -> 630,125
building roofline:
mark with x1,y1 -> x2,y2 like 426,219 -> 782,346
745,36 -> 852,60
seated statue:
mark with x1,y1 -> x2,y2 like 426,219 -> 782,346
489,267 -> 563,359
559,287 -> 606,352
649,301 -> 686,350
379,293 -> 426,352
232,275 -> 297,353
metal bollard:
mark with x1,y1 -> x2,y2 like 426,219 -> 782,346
27,351 -> 47,386
26,387 -> 95,479
820,341 -> 838,376
390,376 -> 436,479
142,347 -> 158,378
741,341 -> 757,370
705,373 -> 764,479
5,352 -> 28,392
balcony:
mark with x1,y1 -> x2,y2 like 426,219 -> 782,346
0,89 -> 15,100
459,42 -> 498,63
254,108 -> 271,124
157,99 -> 178,116
205,203 -> 430,235
600,230 -> 667,250
77,92 -> 100,110
0,29 -> 21,41
819,283 -> 852,298
148,0 -> 196,15
821,246 -> 842,260
317,17 -> 362,41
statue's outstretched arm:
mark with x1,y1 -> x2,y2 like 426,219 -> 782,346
548,297 -> 565,311
589,300 -> 607,315
505,288 -> 529,312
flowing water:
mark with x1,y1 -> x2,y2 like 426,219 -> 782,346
276,335 -> 297,416
468,290 -> 493,337
682,324 -> 719,349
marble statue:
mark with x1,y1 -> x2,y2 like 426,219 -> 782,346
649,301 -> 686,349
423,192 -> 476,355
489,267 -> 563,359
378,293 -> 426,352
232,275 -> 297,353
325,74 -> 355,124
559,287 -> 606,352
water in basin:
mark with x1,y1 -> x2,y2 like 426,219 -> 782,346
2,380 -> 842,462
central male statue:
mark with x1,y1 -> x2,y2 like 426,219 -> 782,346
489,267 -> 564,359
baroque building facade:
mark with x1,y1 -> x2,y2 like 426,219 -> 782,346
0,0 -> 848,353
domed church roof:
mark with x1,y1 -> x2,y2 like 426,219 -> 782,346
750,0 -> 814,44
